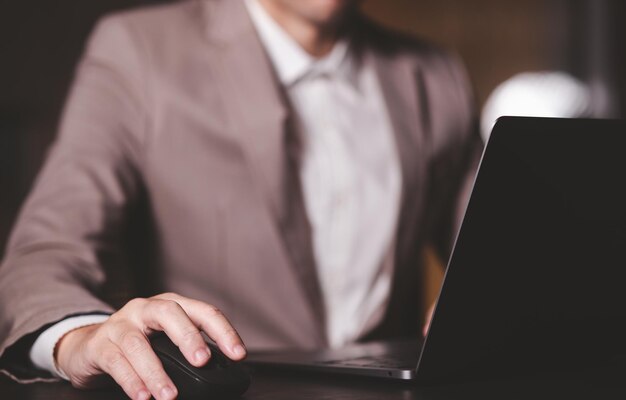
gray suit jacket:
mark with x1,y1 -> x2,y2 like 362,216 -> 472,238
0,0 -> 482,382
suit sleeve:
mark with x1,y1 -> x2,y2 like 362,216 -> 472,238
0,15 -> 148,382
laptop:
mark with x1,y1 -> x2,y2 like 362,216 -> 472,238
246,117 -> 626,382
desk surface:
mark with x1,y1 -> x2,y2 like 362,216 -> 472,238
3,368 -> 626,400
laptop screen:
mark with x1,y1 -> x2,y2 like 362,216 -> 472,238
419,117 -> 626,381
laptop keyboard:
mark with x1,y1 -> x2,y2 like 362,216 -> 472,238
318,356 -> 415,370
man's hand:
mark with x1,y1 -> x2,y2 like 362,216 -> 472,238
55,293 -> 246,400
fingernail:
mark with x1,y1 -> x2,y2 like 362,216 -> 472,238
233,344 -> 246,357
195,348 -> 210,363
137,389 -> 150,400
161,386 -> 176,400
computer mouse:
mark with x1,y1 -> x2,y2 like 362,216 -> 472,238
150,332 -> 251,399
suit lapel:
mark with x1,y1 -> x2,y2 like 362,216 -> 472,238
368,36 -> 431,336
203,0 -> 288,220
371,48 -> 427,267
201,0 -> 326,344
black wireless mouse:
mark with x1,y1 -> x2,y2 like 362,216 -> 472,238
150,332 -> 251,399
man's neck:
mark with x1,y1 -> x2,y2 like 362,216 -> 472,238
257,0 -> 340,58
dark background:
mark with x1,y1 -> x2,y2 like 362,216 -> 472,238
1,0 -> 625,258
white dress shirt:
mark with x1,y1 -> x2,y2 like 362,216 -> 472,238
245,0 -> 401,347
31,0 -> 402,377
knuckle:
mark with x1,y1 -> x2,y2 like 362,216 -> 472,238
126,297 -> 147,309
102,350 -> 125,371
119,332 -> 146,355
144,365 -> 167,384
180,326 -> 201,344
107,312 -> 122,324
117,370 -> 139,388
103,319 -> 128,340
223,326 -> 239,340
106,312 -> 128,328
205,304 -> 223,318
154,292 -> 180,300
85,329 -> 110,355
153,299 -> 182,314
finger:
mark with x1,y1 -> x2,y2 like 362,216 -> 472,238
144,299 -> 211,367
162,295 -> 246,360
98,347 -> 151,400
111,328 -> 178,400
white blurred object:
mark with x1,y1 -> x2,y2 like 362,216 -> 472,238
481,72 -> 593,141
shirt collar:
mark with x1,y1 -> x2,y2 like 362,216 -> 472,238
244,0 -> 358,88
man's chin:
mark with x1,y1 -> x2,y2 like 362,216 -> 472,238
308,7 -> 358,30
285,0 -> 360,27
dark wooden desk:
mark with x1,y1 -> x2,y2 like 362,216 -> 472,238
3,368 -> 626,400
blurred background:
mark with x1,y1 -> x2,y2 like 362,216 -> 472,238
1,0 -> 625,260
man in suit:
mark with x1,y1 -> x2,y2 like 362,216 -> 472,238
0,0 -> 482,399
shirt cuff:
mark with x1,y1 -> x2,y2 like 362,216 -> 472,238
29,314 -> 110,380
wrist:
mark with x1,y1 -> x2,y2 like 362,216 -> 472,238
54,324 -> 100,378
